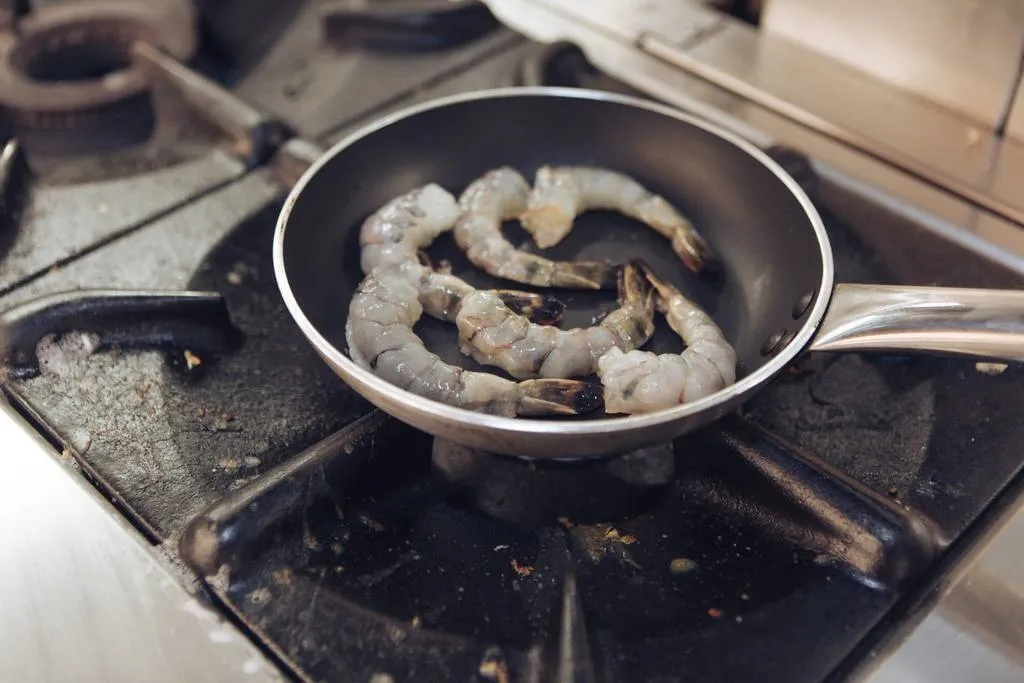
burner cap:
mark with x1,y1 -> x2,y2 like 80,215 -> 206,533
432,438 -> 675,526
0,1 -> 196,154
322,0 -> 498,52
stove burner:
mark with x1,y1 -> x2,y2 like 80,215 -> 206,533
0,1 -> 197,155
181,413 -> 937,682
322,0 -> 499,52
432,439 -> 674,526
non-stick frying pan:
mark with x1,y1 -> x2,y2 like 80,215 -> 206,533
274,88 -> 1024,458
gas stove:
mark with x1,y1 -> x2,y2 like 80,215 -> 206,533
2,2 -> 1024,682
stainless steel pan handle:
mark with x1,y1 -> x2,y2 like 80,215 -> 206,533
809,284 -> 1024,362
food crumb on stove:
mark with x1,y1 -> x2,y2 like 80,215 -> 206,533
271,568 -> 294,586
183,350 -> 202,370
975,361 -> 1008,375
493,544 -> 509,551
478,647 -> 509,683
389,626 -> 407,642
198,406 -> 206,418
57,447 -> 80,470
735,615 -> 744,623
330,542 -> 344,555
887,486 -> 899,498
478,659 -> 510,683
369,673 -> 395,683
333,565 -> 346,574
220,457 -> 241,474
248,587 -> 271,605
707,607 -> 724,618
344,442 -> 355,454
813,553 -> 835,566
243,456 -> 262,469
669,557 -> 697,574
229,476 -> 257,491
740,593 -> 750,601
510,558 -> 534,577
359,514 -> 386,531
227,261 -> 249,285
557,517 -> 575,528
603,528 -> 637,544
411,615 -> 422,628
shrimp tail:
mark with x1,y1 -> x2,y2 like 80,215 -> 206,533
550,261 -> 618,290
619,260 -> 656,311
670,229 -> 718,277
516,379 -> 604,416
641,264 -> 682,315
495,290 -> 566,326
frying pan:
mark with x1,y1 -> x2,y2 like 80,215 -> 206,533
274,87 -> 1024,459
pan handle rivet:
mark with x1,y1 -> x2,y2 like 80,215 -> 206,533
761,329 -> 787,356
792,291 -> 815,319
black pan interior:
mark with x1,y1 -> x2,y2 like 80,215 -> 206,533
281,93 -> 825,399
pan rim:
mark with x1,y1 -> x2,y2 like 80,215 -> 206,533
273,86 -> 835,443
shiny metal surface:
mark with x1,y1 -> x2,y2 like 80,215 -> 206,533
851,478 -> 1024,683
761,0 -> 1024,128
484,0 -> 1024,263
810,283 -> 1024,361
1004,70 -> 1024,141
274,87 -> 837,459
0,400 -> 281,683
504,0 -> 1024,229
638,30 -> 1024,228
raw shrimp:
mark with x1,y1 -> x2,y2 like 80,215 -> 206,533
360,184 -> 566,326
520,166 -> 715,275
597,269 -> 737,415
345,267 -> 602,417
359,183 -> 461,275
453,167 -> 617,290
455,261 -> 656,380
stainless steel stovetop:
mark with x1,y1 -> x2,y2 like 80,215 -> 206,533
2,2 -> 1024,682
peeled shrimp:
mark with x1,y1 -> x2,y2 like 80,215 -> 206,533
453,167 -> 617,289
345,267 -> 602,417
455,261 -> 656,380
520,166 -> 715,275
597,269 -> 737,415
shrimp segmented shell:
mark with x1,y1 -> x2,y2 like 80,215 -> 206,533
361,185 -> 565,326
455,261 -> 656,380
349,184 -> 600,416
454,168 -> 617,289
359,183 -> 462,275
346,267 -> 602,417
521,166 -> 715,275
597,269 -> 737,415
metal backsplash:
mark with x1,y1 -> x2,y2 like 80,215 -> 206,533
761,0 -> 1024,133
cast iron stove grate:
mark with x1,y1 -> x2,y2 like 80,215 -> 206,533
1,36 -> 1022,683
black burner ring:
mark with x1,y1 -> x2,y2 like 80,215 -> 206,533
432,438 -> 675,527
0,1 -> 196,154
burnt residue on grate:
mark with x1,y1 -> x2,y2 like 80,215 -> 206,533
744,179 -> 1024,538
2,182 -> 370,538
180,411 -> 936,683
